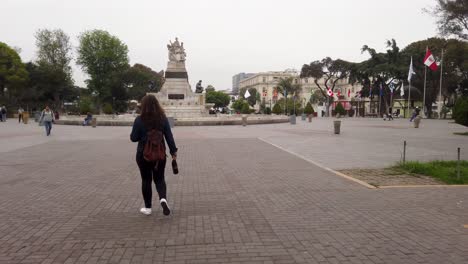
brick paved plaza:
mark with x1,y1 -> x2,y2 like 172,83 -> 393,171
1,118 -> 467,263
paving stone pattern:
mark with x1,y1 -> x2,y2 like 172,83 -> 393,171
0,121 -> 467,263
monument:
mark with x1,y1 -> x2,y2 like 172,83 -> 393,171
150,38 -> 212,118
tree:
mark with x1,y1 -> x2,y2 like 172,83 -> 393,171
272,103 -> 283,115
304,102 -> 315,115
310,89 -> 326,105
349,39 -> 406,116
34,29 -> 74,109
400,38 -> 468,117
241,103 -> 251,114
206,90 -> 230,108
239,87 -> 258,106
0,42 -> 28,106
426,0 -> 468,40
301,57 -> 353,116
335,102 -> 346,116
77,30 -> 129,108
453,97 -> 468,126
122,63 -> 164,100
232,99 -> 249,112
276,98 -> 302,115
205,85 -> 215,93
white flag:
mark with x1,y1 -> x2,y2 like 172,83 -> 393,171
244,90 -> 251,98
400,84 -> 405,97
407,57 -> 415,82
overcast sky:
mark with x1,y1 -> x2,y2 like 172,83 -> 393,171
2,0 -> 438,90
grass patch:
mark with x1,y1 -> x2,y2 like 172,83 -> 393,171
393,161 -> 468,184
454,132 -> 468,136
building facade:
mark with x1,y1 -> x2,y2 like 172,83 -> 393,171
238,70 -> 362,115
232,73 -> 255,95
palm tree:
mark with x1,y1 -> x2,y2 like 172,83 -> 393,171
276,77 -> 302,115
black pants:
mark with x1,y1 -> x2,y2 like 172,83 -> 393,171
136,154 -> 167,208
18,114 -> 23,123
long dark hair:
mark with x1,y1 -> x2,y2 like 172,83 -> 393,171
140,95 -> 165,129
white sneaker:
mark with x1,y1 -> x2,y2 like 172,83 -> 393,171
140,208 -> 152,215
160,199 -> 171,216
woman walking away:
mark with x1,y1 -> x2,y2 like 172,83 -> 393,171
130,95 -> 177,216
39,106 -> 54,136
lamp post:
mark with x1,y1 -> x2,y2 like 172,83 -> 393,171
77,95 -> 80,116
112,97 -> 116,118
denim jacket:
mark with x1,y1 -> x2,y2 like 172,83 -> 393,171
130,116 -> 178,156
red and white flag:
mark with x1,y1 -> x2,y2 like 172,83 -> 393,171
348,89 -> 351,97
326,87 -> 334,97
424,48 -> 438,71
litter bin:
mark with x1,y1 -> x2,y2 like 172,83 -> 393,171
308,115 -> 312,123
301,113 -> 306,121
22,112 -> 29,124
242,115 -> 247,126
334,120 -> 341,134
91,117 -> 97,128
34,111 -> 41,122
289,115 -> 296,125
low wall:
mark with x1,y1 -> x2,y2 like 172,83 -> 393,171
54,115 -> 289,126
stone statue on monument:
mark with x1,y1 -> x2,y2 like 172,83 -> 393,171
195,80 -> 204,93
167,37 -> 186,62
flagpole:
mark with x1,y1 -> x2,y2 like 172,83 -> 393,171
423,47 -> 428,118
407,57 -> 412,118
378,85 -> 382,118
438,49 -> 444,119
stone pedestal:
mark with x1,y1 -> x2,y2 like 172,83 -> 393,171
149,58 -> 209,118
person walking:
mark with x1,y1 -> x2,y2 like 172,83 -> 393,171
18,107 -> 24,123
39,106 -> 55,136
130,95 -> 178,216
410,106 -> 421,122
1,106 -> 7,122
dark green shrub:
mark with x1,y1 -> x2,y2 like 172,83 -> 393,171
103,103 -> 113,115
453,97 -> 468,126
304,102 -> 314,115
241,103 -> 250,114
335,102 -> 346,116
272,103 -> 283,115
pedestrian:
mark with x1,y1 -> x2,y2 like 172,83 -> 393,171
39,106 -> 55,136
130,94 -> 178,216
82,112 -> 92,126
1,106 -> 7,122
18,107 -> 24,123
410,106 -> 421,122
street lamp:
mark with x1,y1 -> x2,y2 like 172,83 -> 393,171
112,97 -> 116,118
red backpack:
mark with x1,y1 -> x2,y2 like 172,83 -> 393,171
143,129 -> 166,162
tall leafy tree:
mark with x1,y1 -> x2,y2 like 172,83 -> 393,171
401,37 -> 468,117
239,87 -> 258,106
206,90 -> 230,108
349,39 -> 406,116
77,30 -> 129,106
426,0 -> 468,40
34,29 -> 74,108
122,63 -> 164,100
301,57 -> 352,116
0,42 -> 28,105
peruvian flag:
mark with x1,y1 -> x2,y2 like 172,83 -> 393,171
424,48 -> 438,71
337,90 -> 341,97
326,86 -> 334,97
348,89 -> 351,97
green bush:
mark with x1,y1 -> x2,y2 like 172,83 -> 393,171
335,102 -> 346,116
232,99 -> 249,112
103,103 -> 113,115
304,102 -> 314,115
79,96 -> 95,115
241,103 -> 251,114
272,103 -> 283,115
453,97 -> 468,126
265,107 -> 271,115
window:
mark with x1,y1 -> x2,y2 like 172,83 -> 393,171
263,77 -> 266,83
294,79 -> 298,84
304,78 -> 308,83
